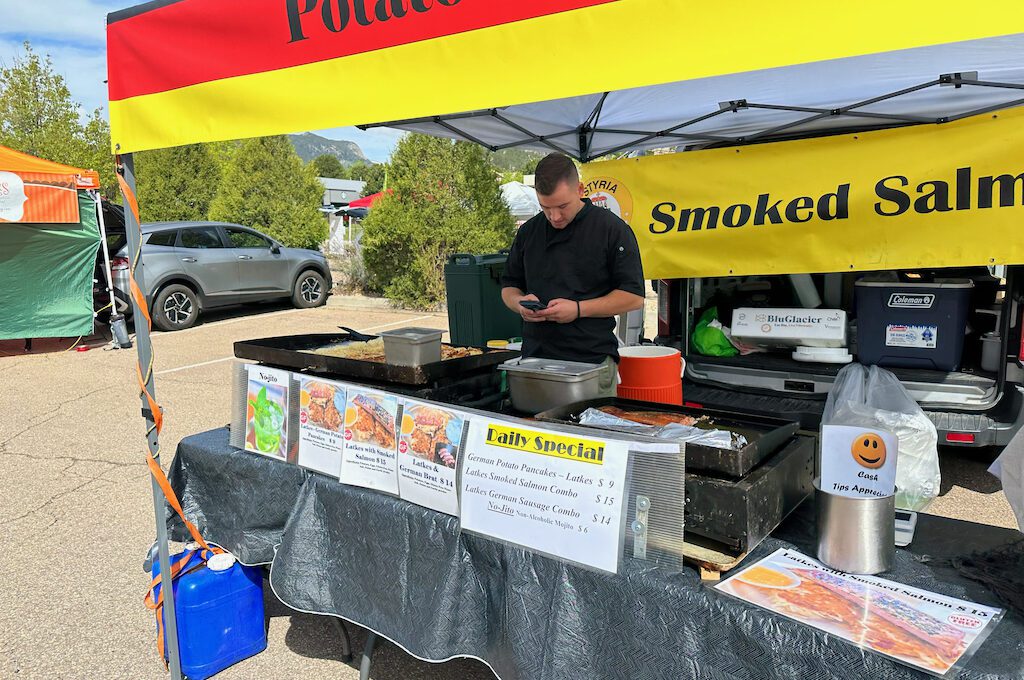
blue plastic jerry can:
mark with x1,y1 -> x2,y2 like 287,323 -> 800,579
151,547 -> 205,602
152,552 -> 267,680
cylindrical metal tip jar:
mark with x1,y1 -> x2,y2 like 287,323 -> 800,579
816,479 -> 895,575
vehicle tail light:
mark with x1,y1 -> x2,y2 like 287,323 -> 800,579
110,257 -> 130,271
945,432 -> 976,444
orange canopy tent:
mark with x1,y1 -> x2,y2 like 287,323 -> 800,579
0,145 -> 101,224
0,145 -> 100,188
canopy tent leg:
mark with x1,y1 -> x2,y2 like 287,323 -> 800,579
119,153 -> 184,680
92,193 -> 118,323
330,617 -> 353,663
359,631 -> 378,680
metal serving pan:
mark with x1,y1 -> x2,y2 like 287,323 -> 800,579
233,332 -> 518,386
535,396 -> 799,478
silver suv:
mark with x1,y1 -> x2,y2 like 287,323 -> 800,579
112,221 -> 332,331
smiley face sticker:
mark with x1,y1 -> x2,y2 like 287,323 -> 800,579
851,433 -> 887,469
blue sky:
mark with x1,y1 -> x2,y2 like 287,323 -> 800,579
0,1 -> 402,162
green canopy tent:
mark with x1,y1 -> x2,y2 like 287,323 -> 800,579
0,145 -> 104,340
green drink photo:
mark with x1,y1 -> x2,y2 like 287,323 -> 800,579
249,386 -> 286,456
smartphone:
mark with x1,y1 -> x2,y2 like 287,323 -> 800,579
519,300 -> 548,312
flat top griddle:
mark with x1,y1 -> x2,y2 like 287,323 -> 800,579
234,332 -> 518,386
535,397 -> 799,478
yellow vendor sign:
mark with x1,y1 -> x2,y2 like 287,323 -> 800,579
583,109 -> 1024,280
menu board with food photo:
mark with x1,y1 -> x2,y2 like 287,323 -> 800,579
244,365 -> 290,460
716,549 -> 1004,677
339,386 -> 400,494
297,377 -> 347,476
396,399 -> 465,516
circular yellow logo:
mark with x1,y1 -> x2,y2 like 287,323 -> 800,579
584,176 -> 633,224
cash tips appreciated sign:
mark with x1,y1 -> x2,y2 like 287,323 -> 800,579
460,419 -> 629,574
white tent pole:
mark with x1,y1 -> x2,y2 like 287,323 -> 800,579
119,154 -> 184,680
92,193 -> 118,316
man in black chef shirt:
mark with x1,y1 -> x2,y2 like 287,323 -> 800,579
501,152 -> 645,396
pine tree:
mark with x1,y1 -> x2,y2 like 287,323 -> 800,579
208,136 -> 327,249
136,144 -> 221,222
361,134 -> 515,307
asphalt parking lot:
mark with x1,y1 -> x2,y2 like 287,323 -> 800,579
0,296 -> 1017,679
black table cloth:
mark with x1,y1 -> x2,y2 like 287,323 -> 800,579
167,428 -> 1024,680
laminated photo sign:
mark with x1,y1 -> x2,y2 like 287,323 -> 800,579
460,418 -> 629,574
716,548 -> 1004,677
297,376 -> 347,476
396,398 -> 465,516
339,386 -> 399,494
243,365 -> 290,461
820,425 -> 898,499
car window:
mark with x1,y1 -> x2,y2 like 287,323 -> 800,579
179,227 -> 224,249
146,230 -> 177,247
226,228 -> 271,249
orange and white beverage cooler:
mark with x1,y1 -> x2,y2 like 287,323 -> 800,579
616,346 -> 684,405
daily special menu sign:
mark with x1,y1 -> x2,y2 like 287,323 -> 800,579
460,418 -> 630,574
396,398 -> 464,516
297,376 -> 347,476
339,385 -> 400,495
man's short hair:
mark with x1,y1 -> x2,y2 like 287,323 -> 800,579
534,153 -> 579,195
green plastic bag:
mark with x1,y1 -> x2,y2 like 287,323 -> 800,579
691,307 -> 739,357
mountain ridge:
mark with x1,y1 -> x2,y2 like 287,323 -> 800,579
289,132 -> 370,165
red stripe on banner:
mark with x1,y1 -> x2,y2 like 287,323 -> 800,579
108,0 -> 618,101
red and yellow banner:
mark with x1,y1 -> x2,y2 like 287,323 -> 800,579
582,108 -> 1024,278
107,0 -> 1024,153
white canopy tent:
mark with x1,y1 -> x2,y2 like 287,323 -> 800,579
362,34 -> 1024,160
500,181 -> 541,222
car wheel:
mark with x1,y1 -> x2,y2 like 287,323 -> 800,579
153,284 -> 199,331
293,270 -> 328,308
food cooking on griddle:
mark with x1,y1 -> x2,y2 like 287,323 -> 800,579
310,338 -> 484,363
352,394 -> 396,448
596,405 -> 708,427
577,406 -> 748,449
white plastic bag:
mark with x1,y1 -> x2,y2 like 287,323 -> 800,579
823,364 -> 940,510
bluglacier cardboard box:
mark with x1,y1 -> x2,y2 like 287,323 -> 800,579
731,308 -> 847,348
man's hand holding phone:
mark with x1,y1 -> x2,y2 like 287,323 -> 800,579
537,298 -> 579,324
517,295 -> 546,322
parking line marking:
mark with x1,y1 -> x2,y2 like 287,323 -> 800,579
154,314 -> 441,375
156,357 -> 234,375
151,307 -> 306,338
361,315 -> 435,332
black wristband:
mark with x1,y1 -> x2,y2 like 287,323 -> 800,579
576,300 -> 581,320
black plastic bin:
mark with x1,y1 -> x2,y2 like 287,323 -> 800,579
444,252 -> 523,347
855,279 -> 973,371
